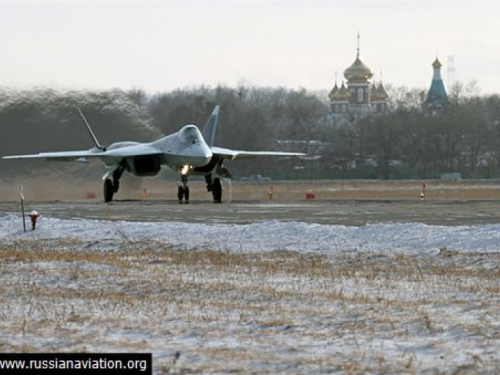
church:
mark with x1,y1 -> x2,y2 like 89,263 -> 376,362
328,37 -> 389,120
328,37 -> 449,119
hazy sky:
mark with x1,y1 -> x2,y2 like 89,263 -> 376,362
1,1 -> 500,95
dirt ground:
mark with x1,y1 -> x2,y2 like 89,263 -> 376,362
2,177 -> 500,202
3,178 -> 500,226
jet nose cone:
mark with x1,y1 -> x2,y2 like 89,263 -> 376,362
199,143 -> 213,164
183,143 -> 212,166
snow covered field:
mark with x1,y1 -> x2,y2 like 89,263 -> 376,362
1,214 -> 500,373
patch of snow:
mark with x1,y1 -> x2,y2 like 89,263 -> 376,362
1,214 -> 499,255
2,214 -> 500,373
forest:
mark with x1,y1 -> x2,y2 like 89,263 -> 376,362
1,82 -> 500,180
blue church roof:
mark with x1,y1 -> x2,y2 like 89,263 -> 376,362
426,58 -> 448,108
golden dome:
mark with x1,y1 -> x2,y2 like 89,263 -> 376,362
344,53 -> 373,83
328,83 -> 339,101
333,82 -> 349,101
372,82 -> 389,101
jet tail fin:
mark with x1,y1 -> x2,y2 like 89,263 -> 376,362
201,105 -> 220,147
77,107 -> 106,151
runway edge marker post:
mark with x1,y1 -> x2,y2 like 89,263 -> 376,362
20,185 -> 26,232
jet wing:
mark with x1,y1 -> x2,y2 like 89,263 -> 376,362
2,150 -> 105,162
211,146 -> 305,161
3,145 -> 163,162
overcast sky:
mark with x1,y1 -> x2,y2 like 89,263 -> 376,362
1,1 -> 499,95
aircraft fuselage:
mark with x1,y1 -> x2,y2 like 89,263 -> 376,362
106,125 -> 213,177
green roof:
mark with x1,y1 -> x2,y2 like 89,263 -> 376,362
426,58 -> 448,108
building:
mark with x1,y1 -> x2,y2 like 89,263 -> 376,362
425,58 -> 448,110
328,37 -> 389,120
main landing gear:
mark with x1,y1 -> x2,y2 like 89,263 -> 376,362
205,174 -> 222,203
103,165 -> 124,203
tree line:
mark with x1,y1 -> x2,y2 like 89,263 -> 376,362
353,83 -> 500,179
1,83 -> 500,180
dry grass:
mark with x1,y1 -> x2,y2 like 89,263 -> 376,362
2,177 -> 500,202
1,240 -> 500,373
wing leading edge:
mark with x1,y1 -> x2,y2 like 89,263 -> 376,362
211,146 -> 305,161
3,149 -> 104,162
3,144 -> 163,162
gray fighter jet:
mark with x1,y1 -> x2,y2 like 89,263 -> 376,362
3,106 -> 304,203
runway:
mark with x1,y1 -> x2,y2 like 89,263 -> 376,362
3,198 -> 500,226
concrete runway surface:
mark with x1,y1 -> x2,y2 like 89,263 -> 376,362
3,198 -> 500,226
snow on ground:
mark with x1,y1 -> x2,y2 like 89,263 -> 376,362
2,214 -> 500,255
1,214 -> 500,373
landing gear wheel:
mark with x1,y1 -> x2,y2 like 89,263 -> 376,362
178,186 -> 190,204
112,165 -> 124,194
205,174 -> 213,192
177,186 -> 183,203
104,179 -> 114,203
212,177 -> 222,203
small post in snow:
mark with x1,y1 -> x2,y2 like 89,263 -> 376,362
20,186 -> 26,232
29,211 -> 39,230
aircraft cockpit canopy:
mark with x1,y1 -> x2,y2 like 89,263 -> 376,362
179,125 -> 203,145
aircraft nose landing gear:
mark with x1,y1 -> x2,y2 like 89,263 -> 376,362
178,175 -> 190,204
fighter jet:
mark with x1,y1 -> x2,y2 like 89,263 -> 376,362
3,106 -> 304,203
